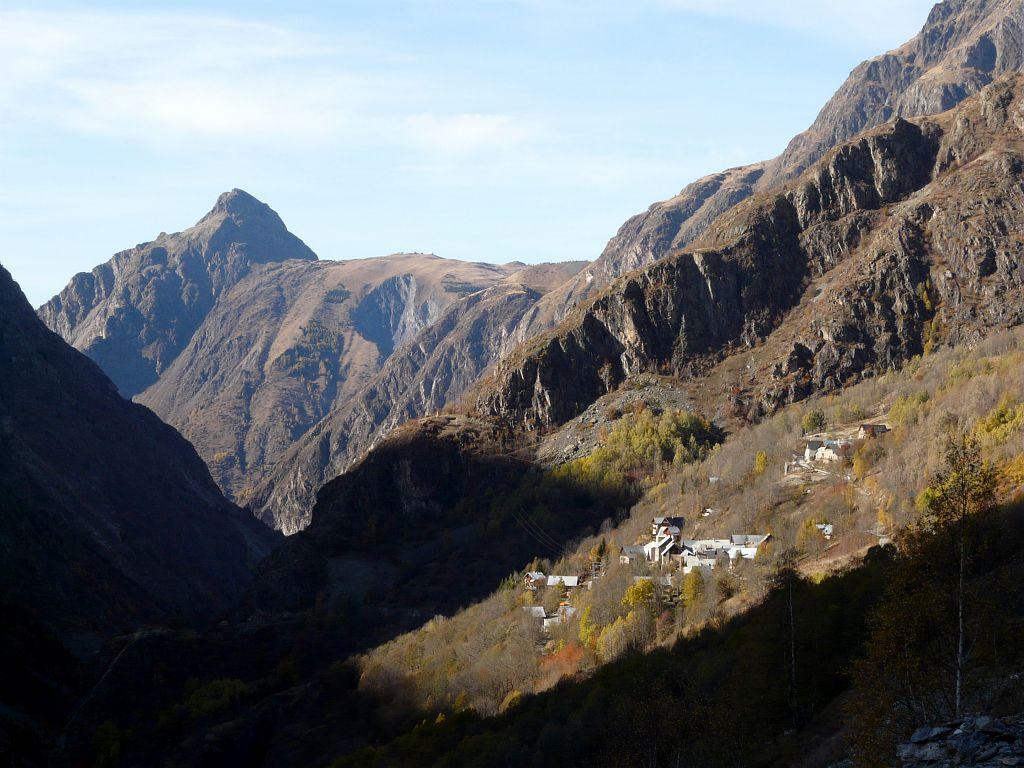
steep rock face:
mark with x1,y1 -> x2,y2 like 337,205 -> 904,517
38,189 -> 317,397
768,0 -> 1024,189
477,77 -> 1024,430
525,0 -> 1024,330
899,715 -> 1024,766
137,254 -> 518,510
251,416 -> 525,615
515,165 -> 767,339
246,262 -> 586,533
0,263 -> 278,636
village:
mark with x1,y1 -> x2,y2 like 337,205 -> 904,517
521,421 -> 891,633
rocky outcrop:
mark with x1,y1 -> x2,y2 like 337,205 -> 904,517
523,0 -> 1024,331
477,76 -> 1024,430
251,415 -> 525,615
899,715 -> 1024,766
246,263 -> 585,533
38,189 -> 317,397
515,164 -> 767,339
0,263 -> 279,637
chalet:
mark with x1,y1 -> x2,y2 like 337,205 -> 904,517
857,424 -> 889,440
815,439 -> 852,462
619,545 -> 645,565
524,571 -> 546,590
651,516 -> 686,538
804,439 -> 824,462
644,535 -> 680,564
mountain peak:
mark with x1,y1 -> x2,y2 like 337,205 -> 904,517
200,187 -> 280,225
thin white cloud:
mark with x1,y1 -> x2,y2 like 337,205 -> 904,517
657,0 -> 936,47
0,11 -> 419,147
402,113 -> 541,154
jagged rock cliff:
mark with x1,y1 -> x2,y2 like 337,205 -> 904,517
477,76 -> 1024,430
899,715 -> 1024,766
246,262 -> 585,533
38,189 -> 318,397
0,263 -> 278,636
520,0 -> 1024,334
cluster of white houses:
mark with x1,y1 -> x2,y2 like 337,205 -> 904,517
620,516 -> 771,575
522,573 -> 581,630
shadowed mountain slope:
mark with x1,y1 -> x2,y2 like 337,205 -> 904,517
0,264 -> 279,638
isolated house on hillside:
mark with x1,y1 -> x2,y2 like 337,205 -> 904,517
857,424 -> 889,440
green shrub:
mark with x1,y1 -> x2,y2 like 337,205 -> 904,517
802,410 -> 827,433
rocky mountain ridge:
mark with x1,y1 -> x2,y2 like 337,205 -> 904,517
476,75 -> 1024,430
246,262 -> 584,533
134,252 -> 529,518
516,0 -> 1024,336
41,189 -> 585,532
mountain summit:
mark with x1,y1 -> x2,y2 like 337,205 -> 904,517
38,189 -> 317,397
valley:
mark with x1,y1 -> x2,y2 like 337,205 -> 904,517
6,1 -> 1024,766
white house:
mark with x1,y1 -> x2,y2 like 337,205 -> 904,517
815,439 -> 852,462
804,439 -> 824,462
816,523 -> 834,540
651,516 -> 686,539
644,535 -> 680,564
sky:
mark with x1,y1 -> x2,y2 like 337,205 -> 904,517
0,0 -> 938,306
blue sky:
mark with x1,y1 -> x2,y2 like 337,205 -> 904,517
0,0 -> 937,306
